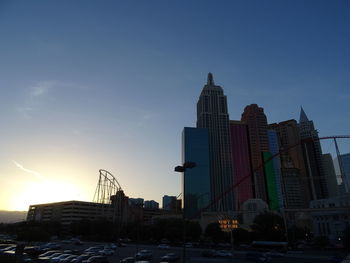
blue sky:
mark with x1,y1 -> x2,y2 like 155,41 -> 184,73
0,0 -> 349,210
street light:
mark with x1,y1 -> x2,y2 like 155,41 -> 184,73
175,161 -> 196,172
174,161 -> 196,263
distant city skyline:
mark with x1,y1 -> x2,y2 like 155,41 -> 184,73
1,1 -> 350,211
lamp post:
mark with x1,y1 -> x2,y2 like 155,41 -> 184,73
219,218 -> 239,262
174,161 -> 196,263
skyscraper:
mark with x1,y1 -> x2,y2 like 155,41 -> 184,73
230,120 -> 254,209
241,104 -> 269,202
322,153 -> 339,197
334,153 -> 350,194
265,129 -> 283,210
162,195 -> 177,211
299,107 -> 328,199
196,73 -> 234,211
182,127 -> 210,218
269,119 -> 310,208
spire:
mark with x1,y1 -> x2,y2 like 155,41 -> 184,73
299,106 -> 309,123
207,72 -> 214,86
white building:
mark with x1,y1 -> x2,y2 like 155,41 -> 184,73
310,195 -> 350,243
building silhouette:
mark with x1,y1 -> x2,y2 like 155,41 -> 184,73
265,129 -> 284,210
269,119 -> 310,208
334,153 -> 350,194
322,153 -> 339,197
162,195 -> 177,211
229,120 -> 254,209
144,200 -> 159,210
182,127 -> 211,218
241,104 -> 269,203
299,107 -> 328,199
196,73 -> 234,211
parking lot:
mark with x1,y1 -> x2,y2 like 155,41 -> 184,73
50,241 -> 346,263
1,240 -> 347,263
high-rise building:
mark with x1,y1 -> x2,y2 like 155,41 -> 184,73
182,127 -> 211,218
129,198 -> 144,207
144,200 -> 159,210
269,119 -> 310,208
241,104 -> 269,202
196,73 -> 234,211
299,107 -> 328,199
162,195 -> 177,211
334,153 -> 350,193
265,129 -> 283,210
322,154 -> 339,197
229,120 -> 254,209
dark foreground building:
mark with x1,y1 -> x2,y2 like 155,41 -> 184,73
182,127 -> 210,218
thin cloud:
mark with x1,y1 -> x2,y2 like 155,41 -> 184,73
30,81 -> 54,97
12,160 -> 44,179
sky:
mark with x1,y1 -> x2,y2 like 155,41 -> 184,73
0,0 -> 350,211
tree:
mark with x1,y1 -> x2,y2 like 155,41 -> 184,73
186,221 -> 202,241
233,228 -> 251,245
251,212 -> 286,241
204,222 -> 225,243
15,221 -> 61,241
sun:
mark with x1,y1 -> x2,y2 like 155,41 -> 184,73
11,179 -> 84,211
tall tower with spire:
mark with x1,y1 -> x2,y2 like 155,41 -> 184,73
197,73 -> 234,212
299,107 -> 329,199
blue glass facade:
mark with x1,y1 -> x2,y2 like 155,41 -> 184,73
182,127 -> 210,219
267,129 -> 284,209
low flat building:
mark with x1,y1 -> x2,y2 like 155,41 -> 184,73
309,195 -> 350,243
27,200 -> 113,226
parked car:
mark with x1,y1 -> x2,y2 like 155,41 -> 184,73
1,246 -> 16,254
51,253 -> 72,262
160,253 -> 179,262
82,256 -> 109,263
0,244 -> 16,254
158,244 -> 170,249
85,246 -> 104,254
246,252 -> 271,262
38,250 -> 61,258
42,242 -> 61,250
99,248 -> 114,256
216,250 -> 232,258
120,257 -> 135,263
60,255 -> 78,263
135,250 -> 152,260
38,252 -> 63,261
106,244 -> 116,250
71,254 -> 91,263
264,250 -> 285,257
